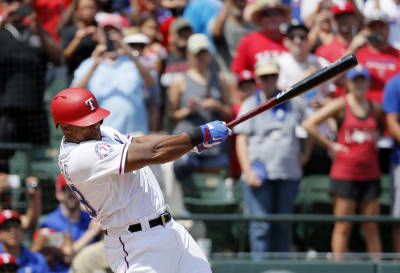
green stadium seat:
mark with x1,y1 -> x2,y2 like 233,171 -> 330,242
182,172 -> 240,208
297,175 -> 332,213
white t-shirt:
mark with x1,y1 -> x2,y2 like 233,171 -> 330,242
364,0 -> 400,50
58,126 -> 166,229
276,52 -> 331,105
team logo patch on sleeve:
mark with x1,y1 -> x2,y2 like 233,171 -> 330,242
95,143 -> 113,159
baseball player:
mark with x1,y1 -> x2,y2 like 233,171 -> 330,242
50,88 -> 231,273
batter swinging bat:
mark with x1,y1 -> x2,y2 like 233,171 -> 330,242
227,54 -> 358,128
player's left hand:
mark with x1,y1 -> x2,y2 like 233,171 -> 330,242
193,121 -> 231,153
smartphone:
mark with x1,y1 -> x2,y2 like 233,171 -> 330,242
105,31 -> 114,52
14,5 -> 33,18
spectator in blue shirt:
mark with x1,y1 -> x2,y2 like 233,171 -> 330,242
0,210 -> 50,273
32,174 -> 102,273
383,72 -> 400,253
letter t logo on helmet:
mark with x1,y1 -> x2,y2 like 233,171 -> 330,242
85,98 -> 96,111
51,88 -> 110,128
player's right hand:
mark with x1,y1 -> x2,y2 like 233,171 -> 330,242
193,121 -> 231,153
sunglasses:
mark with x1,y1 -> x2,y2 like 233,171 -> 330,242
260,9 -> 284,17
260,74 -> 279,80
287,34 -> 307,41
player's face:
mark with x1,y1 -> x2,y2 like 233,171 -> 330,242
61,122 -> 102,143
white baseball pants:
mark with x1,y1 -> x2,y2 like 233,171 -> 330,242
104,220 -> 212,273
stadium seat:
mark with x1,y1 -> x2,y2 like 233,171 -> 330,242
380,175 -> 391,207
182,172 -> 241,209
297,175 -> 332,213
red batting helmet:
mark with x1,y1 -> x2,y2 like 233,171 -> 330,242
51,88 -> 110,128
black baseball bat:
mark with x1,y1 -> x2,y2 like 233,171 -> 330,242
227,54 -> 358,128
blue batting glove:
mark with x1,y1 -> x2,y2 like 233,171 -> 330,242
193,121 -> 232,154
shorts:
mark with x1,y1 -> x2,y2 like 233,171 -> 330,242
390,165 -> 400,217
329,178 -> 381,202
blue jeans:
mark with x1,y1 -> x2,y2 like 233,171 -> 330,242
242,179 -> 300,254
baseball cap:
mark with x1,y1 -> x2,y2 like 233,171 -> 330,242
97,13 -> 129,31
56,174 -> 68,191
123,33 -> 150,45
255,62 -> 280,77
0,253 -> 18,268
237,70 -> 256,83
0,210 -> 20,227
170,17 -> 192,33
331,1 -> 356,16
33,227 -> 56,241
280,19 -> 309,36
346,65 -> 370,80
187,34 -> 210,55
365,10 -> 389,25
251,0 -> 291,25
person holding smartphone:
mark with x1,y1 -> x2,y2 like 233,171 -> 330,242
71,13 -> 155,136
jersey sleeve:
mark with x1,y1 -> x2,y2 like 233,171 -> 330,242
67,140 -> 131,184
383,76 -> 400,114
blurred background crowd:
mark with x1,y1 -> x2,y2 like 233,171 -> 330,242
0,0 -> 400,272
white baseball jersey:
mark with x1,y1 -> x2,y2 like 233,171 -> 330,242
58,126 -> 166,229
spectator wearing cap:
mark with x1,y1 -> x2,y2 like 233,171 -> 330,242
61,0 -> 98,83
34,174 -> 102,273
0,210 -> 50,273
210,0 -> 256,72
315,1 -> 362,63
276,19 -> 328,175
355,10 -> 400,103
231,0 -> 290,74
168,33 -> 233,180
383,72 -> 400,253
277,19 -> 331,109
123,31 -> 161,132
71,13 -> 155,135
235,62 -> 309,254
315,1 -> 364,98
230,70 -> 257,179
364,0 -> 400,50
303,65 -> 383,258
0,253 -> 18,273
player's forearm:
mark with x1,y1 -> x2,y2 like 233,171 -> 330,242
125,133 -> 196,172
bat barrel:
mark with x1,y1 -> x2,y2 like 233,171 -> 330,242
227,54 -> 358,128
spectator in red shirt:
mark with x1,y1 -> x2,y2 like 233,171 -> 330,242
356,10 -> 400,103
315,1 -> 364,97
230,0 -> 290,73
33,0 -> 72,41
315,1 -> 366,63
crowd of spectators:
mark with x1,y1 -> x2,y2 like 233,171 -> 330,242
0,0 -> 400,270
